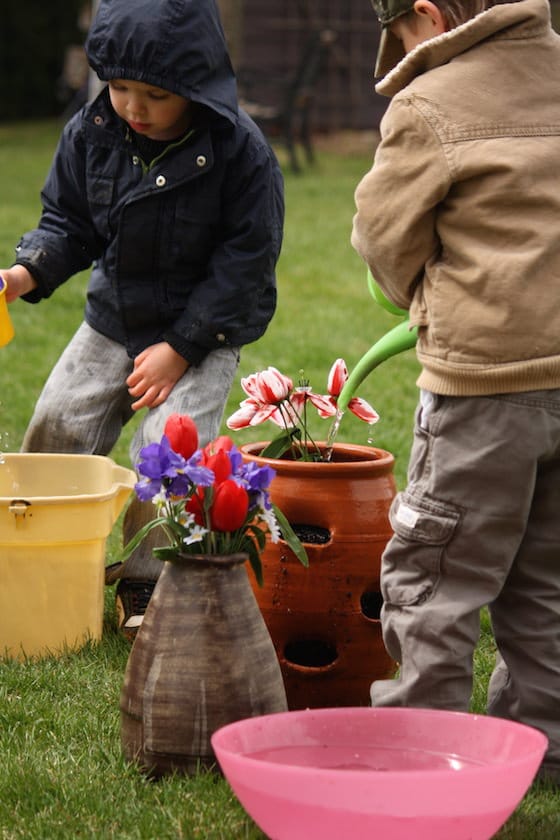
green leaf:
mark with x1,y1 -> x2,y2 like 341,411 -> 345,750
245,539 -> 263,586
259,430 -> 295,459
247,523 -> 267,551
119,517 -> 170,562
272,504 -> 309,567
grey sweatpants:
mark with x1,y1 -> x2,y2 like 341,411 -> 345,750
21,321 -> 240,579
371,389 -> 560,777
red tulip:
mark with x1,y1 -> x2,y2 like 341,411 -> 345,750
327,358 -> 348,396
164,413 -> 198,458
316,358 -> 380,424
242,367 -> 293,404
204,435 -> 235,457
226,398 -> 281,429
186,488 -> 206,526
210,479 -> 249,532
204,450 -> 232,485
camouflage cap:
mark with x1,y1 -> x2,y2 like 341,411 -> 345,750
370,0 -> 416,77
371,0 -> 416,25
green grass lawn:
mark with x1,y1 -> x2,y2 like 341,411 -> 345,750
0,121 -> 558,838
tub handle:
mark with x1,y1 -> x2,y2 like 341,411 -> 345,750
9,499 -> 31,526
110,464 -> 137,520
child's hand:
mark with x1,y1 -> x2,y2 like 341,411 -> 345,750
127,342 -> 189,410
0,265 -> 38,301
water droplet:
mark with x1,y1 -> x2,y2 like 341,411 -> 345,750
324,409 -> 345,461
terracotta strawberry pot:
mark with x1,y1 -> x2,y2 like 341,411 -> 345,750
240,441 -> 398,710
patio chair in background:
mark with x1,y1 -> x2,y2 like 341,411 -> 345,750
238,29 -> 337,173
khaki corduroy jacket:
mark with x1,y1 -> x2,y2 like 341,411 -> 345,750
352,0 -> 560,396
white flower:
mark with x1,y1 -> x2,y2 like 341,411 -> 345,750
182,524 -> 208,546
151,489 -> 168,509
177,510 -> 196,528
260,507 -> 281,543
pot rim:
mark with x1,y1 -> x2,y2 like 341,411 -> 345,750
239,441 -> 394,473
169,552 -> 249,569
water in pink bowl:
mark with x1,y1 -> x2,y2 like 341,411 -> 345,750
247,743 -> 485,772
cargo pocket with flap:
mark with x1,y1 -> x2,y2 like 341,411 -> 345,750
382,492 -> 461,606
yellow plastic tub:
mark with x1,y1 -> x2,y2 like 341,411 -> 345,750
0,453 -> 136,659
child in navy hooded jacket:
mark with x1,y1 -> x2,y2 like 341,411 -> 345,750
1,0 -> 284,630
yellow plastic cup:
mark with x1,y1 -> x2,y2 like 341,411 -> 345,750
0,275 -> 15,346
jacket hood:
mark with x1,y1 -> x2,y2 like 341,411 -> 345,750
85,0 -> 238,124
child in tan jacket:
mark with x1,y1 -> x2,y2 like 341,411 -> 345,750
352,0 -> 560,783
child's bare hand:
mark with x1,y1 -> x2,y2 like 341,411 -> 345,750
0,265 -> 37,302
127,342 -> 189,410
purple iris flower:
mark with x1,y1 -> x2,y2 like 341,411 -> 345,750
227,446 -> 276,491
243,462 -> 276,492
237,461 -> 276,510
227,445 -> 244,475
135,436 -> 214,501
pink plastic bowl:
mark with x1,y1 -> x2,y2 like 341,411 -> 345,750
211,707 -> 547,840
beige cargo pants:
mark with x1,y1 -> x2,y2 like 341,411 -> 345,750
371,389 -> 560,779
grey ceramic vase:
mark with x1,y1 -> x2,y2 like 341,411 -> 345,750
120,552 -> 288,778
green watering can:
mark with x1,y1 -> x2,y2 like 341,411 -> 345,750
337,271 -> 418,413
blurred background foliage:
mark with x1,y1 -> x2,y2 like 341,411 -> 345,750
0,0 -> 84,121
1,1 -> 559,124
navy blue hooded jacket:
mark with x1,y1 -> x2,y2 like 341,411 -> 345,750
15,0 -> 284,365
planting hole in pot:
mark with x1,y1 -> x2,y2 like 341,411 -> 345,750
290,524 -> 331,545
284,638 -> 338,669
360,590 -> 384,620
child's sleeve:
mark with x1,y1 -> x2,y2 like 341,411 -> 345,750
14,117 -> 99,301
351,96 -> 451,311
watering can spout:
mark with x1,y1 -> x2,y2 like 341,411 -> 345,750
337,272 -> 417,414
338,320 -> 417,413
